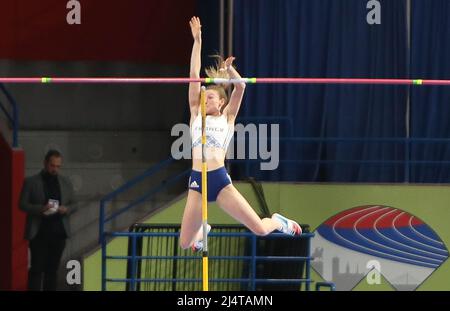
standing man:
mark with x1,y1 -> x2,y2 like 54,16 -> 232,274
19,150 -> 77,291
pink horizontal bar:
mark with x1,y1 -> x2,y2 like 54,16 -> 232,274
0,77 -> 206,84
255,78 -> 450,85
421,80 -> 450,86
255,78 -> 411,84
0,77 -> 449,85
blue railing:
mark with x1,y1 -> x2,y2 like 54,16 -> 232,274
99,157 -> 190,290
0,84 -> 18,147
99,157 -> 189,242
103,230 -> 328,291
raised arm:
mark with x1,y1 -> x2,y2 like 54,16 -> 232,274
188,16 -> 202,118
223,57 -> 246,120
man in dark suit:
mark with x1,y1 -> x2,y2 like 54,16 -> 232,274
19,149 -> 77,291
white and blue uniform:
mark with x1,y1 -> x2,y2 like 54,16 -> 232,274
190,113 -> 234,150
189,113 -> 233,201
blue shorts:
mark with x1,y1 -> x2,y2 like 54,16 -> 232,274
188,166 -> 232,202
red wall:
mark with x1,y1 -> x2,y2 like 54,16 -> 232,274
0,0 -> 195,64
0,134 -> 27,290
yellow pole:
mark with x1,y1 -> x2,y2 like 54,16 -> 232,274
200,86 -> 209,291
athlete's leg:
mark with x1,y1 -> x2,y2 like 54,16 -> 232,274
179,190 -> 203,249
216,185 -> 281,236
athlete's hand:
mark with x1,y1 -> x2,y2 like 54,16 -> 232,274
190,16 -> 202,42
224,56 -> 235,70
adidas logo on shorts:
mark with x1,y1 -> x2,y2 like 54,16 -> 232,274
190,180 -> 199,188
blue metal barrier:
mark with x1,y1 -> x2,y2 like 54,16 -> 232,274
99,157 -> 186,243
99,157 -> 190,290
103,230 -> 320,291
